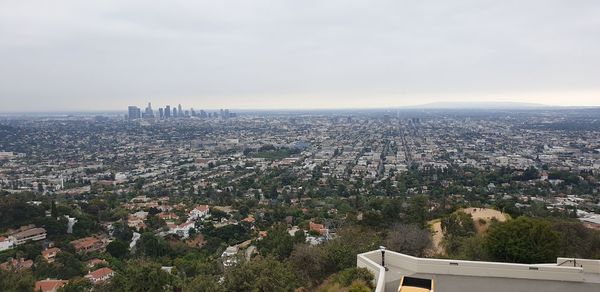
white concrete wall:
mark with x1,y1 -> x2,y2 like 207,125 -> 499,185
384,250 -> 585,282
357,252 -> 386,292
357,250 -> 596,291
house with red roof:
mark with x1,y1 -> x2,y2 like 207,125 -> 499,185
309,221 -> 328,236
71,237 -> 105,254
35,279 -> 67,292
189,204 -> 210,220
242,216 -> 256,224
0,257 -> 33,271
85,267 -> 114,284
86,258 -> 108,268
168,221 -> 196,239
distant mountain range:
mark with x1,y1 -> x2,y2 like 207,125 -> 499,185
405,101 -> 551,109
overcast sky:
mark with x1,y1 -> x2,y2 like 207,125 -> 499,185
1,0 -> 599,111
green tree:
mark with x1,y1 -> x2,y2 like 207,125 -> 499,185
183,275 -> 222,292
549,218 -> 600,259
485,217 -> 560,264
51,200 -> 58,219
330,267 -> 374,288
223,257 -> 299,292
288,244 -> 330,286
146,214 -> 166,231
441,211 -> 475,238
407,195 -> 428,228
0,268 -> 35,292
59,277 -> 92,292
137,233 -> 170,258
112,221 -> 133,242
323,227 -> 380,271
257,224 -> 294,260
55,252 -> 86,279
107,240 -> 129,259
293,229 -> 306,244
110,260 -> 174,292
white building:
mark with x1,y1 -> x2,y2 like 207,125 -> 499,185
0,236 -> 14,251
221,245 -> 239,267
189,205 -> 210,220
168,221 -> 196,239
357,250 -> 600,292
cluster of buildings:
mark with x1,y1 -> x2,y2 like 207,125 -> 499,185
127,102 -> 236,120
1,111 -> 599,229
0,225 -> 47,251
1,109 -> 600,290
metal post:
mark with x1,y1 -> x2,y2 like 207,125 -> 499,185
380,246 -> 389,271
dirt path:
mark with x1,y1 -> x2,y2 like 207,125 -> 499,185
428,219 -> 445,256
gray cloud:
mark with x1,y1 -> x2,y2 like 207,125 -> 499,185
1,0 -> 600,111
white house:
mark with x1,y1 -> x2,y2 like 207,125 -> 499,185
0,236 -> 14,251
170,221 -> 196,239
85,267 -> 114,284
189,205 -> 210,220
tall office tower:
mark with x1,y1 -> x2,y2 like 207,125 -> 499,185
173,108 -> 178,118
159,108 -> 164,119
224,109 -> 230,119
165,105 -> 171,118
190,108 -> 196,117
178,104 -> 183,116
200,110 -> 207,118
185,110 -> 190,117
128,106 -> 141,120
143,102 -> 154,119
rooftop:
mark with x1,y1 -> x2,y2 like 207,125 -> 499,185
357,250 -> 600,292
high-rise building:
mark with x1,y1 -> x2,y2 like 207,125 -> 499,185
128,106 -> 141,120
165,105 -> 171,118
178,104 -> 183,117
200,110 -> 207,118
190,108 -> 196,117
159,108 -> 164,119
173,108 -> 178,118
142,102 -> 154,119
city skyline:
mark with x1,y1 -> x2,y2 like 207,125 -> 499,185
127,102 -> 234,119
1,0 -> 600,112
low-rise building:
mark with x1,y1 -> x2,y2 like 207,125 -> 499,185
0,236 -> 14,251
34,279 -> 67,292
9,227 -> 47,245
42,247 -> 61,263
0,257 -> 33,271
71,237 -> 105,254
85,267 -> 114,284
189,204 -> 210,220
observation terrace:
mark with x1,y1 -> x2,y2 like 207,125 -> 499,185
357,249 -> 600,292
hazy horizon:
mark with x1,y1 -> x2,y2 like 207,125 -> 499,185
2,0 -> 600,111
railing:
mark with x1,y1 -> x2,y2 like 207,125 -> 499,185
557,257 -> 600,274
